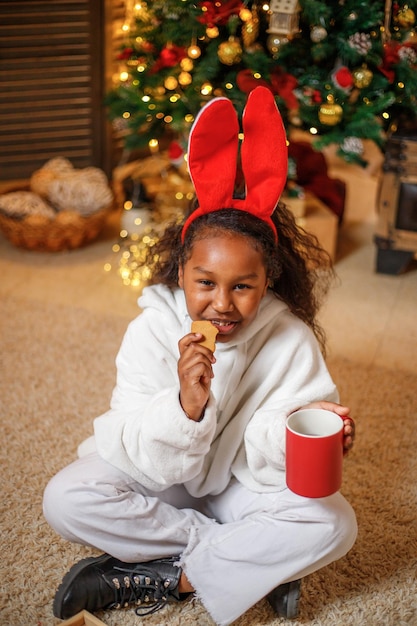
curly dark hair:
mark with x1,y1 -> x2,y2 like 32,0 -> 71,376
146,203 -> 335,355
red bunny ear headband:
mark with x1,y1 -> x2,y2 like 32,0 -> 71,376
181,85 -> 288,243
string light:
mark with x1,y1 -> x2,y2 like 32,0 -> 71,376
201,82 -> 213,96
188,39 -> 202,59
104,227 -> 160,290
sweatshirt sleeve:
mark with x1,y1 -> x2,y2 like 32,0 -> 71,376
239,321 -> 338,490
93,308 -> 217,491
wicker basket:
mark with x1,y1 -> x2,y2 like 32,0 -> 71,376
0,184 -> 111,252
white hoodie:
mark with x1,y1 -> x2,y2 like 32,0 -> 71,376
94,284 -> 338,496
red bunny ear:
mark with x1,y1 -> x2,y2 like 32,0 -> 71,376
182,97 -> 239,238
188,97 -> 239,211
239,86 -> 288,230
182,86 -> 287,242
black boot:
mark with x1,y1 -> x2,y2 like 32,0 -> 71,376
53,554 -> 184,619
266,579 -> 301,619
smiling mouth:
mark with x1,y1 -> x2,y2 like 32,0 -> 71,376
210,319 -> 238,334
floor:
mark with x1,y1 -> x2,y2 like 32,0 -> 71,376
1,163 -> 416,378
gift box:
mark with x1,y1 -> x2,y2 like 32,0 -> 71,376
289,193 -> 339,262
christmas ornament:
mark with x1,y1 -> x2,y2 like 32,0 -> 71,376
398,45 -> 417,63
318,96 -> 343,125
331,66 -> 353,92
310,25 -> 327,43
396,7 -> 416,28
180,57 -> 194,71
405,29 -> 417,46
218,36 -> 242,65
178,71 -> 192,86
164,75 -> 178,90
341,136 -> 364,156
267,34 -> 288,56
348,32 -> 372,54
206,26 -> 219,38
168,141 -> 185,167
239,7 -> 252,22
353,65 -> 373,88
198,0 -> 243,27
242,7 -> 259,48
158,44 -> 186,68
267,0 -> 301,37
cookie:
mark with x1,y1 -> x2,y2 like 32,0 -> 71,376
191,320 -> 219,352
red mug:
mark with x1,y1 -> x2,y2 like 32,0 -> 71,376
286,408 -> 344,498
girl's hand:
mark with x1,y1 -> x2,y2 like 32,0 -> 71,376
177,332 -> 216,421
300,401 -> 355,455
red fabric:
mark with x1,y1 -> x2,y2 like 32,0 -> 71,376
198,0 -> 243,26
288,142 -> 346,222
379,41 -> 400,82
182,87 -> 288,241
237,68 -> 299,110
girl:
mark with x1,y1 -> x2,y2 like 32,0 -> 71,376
43,87 -> 356,625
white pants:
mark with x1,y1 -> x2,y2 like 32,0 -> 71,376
43,452 -> 357,626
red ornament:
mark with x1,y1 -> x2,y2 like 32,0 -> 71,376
237,68 -> 298,111
168,141 -> 185,166
198,0 -> 244,27
159,44 -> 186,67
270,68 -> 299,110
168,141 -> 183,159
117,47 -> 134,60
302,87 -> 322,104
151,44 -> 187,73
332,66 -> 353,91
379,41 -> 400,82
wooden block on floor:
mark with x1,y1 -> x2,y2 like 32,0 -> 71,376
59,610 -> 107,626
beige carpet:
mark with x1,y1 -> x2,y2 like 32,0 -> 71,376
1,289 -> 416,626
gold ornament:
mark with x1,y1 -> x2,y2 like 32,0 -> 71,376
180,57 -> 194,71
310,25 -> 327,43
206,26 -> 219,38
218,36 -> 243,65
318,97 -> 343,125
178,71 -> 192,86
396,7 -> 416,28
242,7 -> 259,48
405,29 -> 417,46
239,7 -> 252,22
164,76 -> 178,90
353,65 -> 373,88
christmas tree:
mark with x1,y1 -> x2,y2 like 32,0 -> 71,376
106,0 -> 417,166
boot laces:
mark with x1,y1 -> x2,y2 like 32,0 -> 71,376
106,564 -> 176,616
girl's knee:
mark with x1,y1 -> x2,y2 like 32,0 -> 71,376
325,494 -> 358,557
43,468 -> 81,540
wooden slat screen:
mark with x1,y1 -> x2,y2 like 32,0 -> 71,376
0,0 -> 109,180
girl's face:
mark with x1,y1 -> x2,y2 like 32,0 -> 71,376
178,232 -> 268,343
